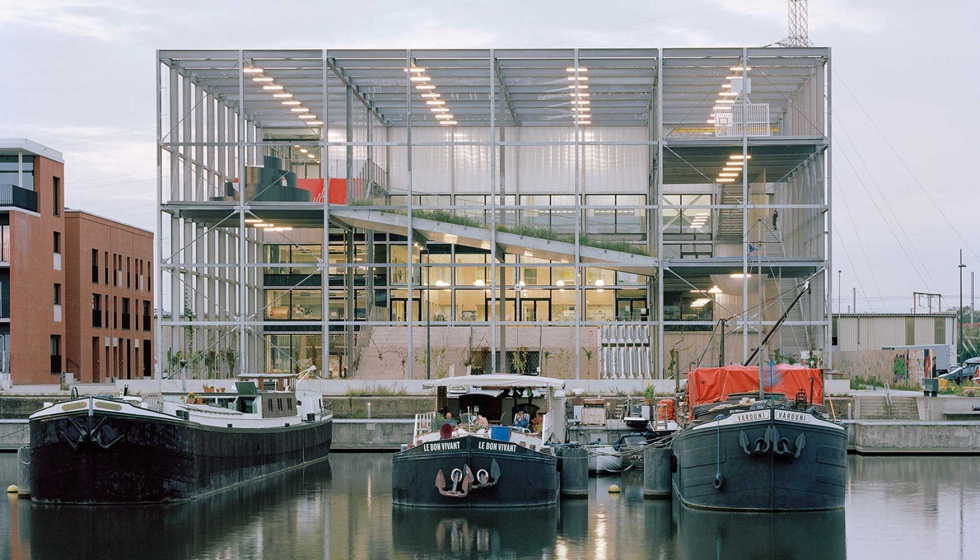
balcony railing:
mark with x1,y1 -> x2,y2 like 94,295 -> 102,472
0,184 -> 39,213
0,242 -> 9,263
0,298 -> 8,319
714,103 -> 771,137
122,312 -> 131,330
93,309 -> 102,328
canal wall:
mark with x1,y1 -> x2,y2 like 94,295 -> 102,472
0,419 -> 30,450
846,421 -> 980,454
332,419 -> 413,451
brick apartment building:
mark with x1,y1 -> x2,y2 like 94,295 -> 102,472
0,139 -> 153,386
65,210 -> 154,383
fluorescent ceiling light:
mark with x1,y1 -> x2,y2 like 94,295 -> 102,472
252,77 -> 274,83
577,120 -> 592,125
410,76 -> 431,82
263,85 -> 284,91
567,76 -> 588,81
716,178 -> 736,183
568,84 -> 589,89
300,148 -> 308,153
725,75 -> 740,80
438,120 -> 458,125
722,167 -> 741,172
556,279 -> 565,287
243,67 -> 263,74
573,99 -> 591,105
244,218 -> 263,223
722,83 -> 732,89
421,93 -> 440,98
569,92 -> 590,98
729,155 -> 752,160
435,280 -> 449,287
730,273 -> 752,279
273,93 -> 293,98
415,85 -> 436,90
719,91 -> 738,97
299,114 -> 317,120
409,67 -> 426,73
565,67 -> 588,72
474,279 -> 485,287
430,107 -> 449,112
306,121 -> 323,125
718,172 -> 739,177
706,119 -> 715,124
716,99 -> 735,104
282,101 -> 301,106
426,100 -> 445,105
572,107 -> 590,112
307,153 -> 316,158
254,223 -> 274,228
730,66 -> 752,71
290,107 -> 309,112
708,286 -> 723,294
435,114 -> 454,119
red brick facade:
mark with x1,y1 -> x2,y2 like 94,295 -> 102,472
65,211 -> 154,383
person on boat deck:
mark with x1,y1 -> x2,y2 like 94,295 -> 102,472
444,412 -> 457,427
475,414 -> 489,430
513,410 -> 529,430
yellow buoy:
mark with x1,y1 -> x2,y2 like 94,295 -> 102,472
6,485 -> 17,494
608,484 -> 621,493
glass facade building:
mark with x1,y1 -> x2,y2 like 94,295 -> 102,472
156,47 -> 831,381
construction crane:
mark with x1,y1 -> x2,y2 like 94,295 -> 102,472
776,0 -> 811,47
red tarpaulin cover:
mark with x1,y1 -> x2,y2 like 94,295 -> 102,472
687,365 -> 823,408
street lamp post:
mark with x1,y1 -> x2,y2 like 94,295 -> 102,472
959,249 -> 966,362
837,269 -> 842,314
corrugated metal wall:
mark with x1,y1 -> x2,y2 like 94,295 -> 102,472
836,316 -> 955,351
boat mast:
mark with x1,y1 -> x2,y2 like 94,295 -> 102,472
758,221 -> 764,399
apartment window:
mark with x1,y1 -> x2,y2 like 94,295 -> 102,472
54,284 -> 61,305
53,232 -> 61,254
127,257 -> 131,289
92,249 -> 99,283
52,177 -> 60,216
92,294 -> 102,328
104,252 -> 109,286
112,254 -> 117,287
142,300 -> 151,331
50,335 -> 61,374
113,296 -> 118,329
122,297 -> 130,330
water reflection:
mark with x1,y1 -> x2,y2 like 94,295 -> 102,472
392,506 -> 558,559
676,506 -> 846,560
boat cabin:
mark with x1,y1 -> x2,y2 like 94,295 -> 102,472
408,374 -> 567,452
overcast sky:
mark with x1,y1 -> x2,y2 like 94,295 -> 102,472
1,0 -> 977,313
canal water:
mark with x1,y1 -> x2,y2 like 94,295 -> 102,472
0,453 -> 978,559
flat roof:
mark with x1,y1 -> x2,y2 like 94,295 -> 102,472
0,138 -> 64,164
65,208 -> 154,236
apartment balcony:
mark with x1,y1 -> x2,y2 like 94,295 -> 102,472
0,184 -> 39,213
0,298 -> 8,319
0,242 -> 9,265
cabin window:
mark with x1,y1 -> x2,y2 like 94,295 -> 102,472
268,398 -> 273,412
287,398 -> 293,410
277,398 -> 283,412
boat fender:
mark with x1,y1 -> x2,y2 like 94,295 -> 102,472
70,386 -> 79,399
713,473 -> 725,490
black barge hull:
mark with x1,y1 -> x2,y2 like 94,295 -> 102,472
29,407 -> 332,504
392,436 -> 558,508
671,409 -> 847,511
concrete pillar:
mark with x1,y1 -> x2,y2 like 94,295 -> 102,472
559,447 -> 589,497
643,446 -> 671,498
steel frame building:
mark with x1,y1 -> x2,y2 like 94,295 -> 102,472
155,47 -> 832,382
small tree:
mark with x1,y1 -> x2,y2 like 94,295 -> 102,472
583,348 -> 595,377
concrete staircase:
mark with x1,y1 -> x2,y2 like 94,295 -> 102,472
858,396 -> 920,421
